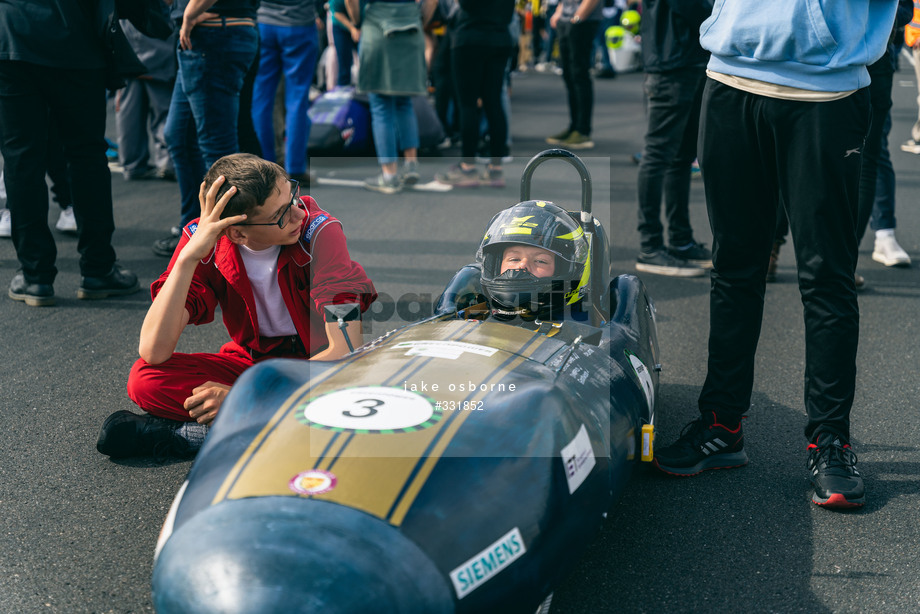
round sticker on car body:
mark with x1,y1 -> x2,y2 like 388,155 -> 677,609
289,469 -> 337,495
297,386 -> 441,433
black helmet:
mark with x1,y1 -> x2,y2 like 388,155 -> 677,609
477,200 -> 590,321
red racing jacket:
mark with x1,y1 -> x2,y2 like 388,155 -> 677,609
151,195 -> 377,359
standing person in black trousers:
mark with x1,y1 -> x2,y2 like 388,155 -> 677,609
653,0 -> 899,510
545,0 -> 602,149
634,0 -> 713,278
0,0 -> 140,307
435,0 -> 515,188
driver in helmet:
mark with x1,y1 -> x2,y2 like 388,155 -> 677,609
476,200 -> 591,323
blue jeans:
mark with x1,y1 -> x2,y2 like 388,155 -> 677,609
367,93 -> 419,165
165,24 -> 258,226
251,23 -> 318,175
871,112 -> 897,231
332,24 -> 356,87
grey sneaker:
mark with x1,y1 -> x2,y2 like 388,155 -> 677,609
435,164 -> 480,188
364,173 -> 402,195
668,241 -> 713,268
562,130 -> 595,150
546,128 -> 572,145
636,249 -> 705,277
479,167 -> 505,188
400,160 -> 420,187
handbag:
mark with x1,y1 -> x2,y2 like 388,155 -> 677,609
97,0 -> 148,91
115,0 -> 175,40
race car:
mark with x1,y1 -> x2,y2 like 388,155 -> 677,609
151,150 -> 661,614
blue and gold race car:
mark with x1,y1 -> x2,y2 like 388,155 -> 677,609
152,151 -> 661,614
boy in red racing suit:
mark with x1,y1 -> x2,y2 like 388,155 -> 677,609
96,153 -> 376,459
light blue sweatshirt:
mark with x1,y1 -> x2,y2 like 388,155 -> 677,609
700,0 -> 898,91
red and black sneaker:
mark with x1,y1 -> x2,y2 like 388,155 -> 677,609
806,433 -> 865,509
653,412 -> 748,476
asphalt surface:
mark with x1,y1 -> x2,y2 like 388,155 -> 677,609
1,65 -> 919,614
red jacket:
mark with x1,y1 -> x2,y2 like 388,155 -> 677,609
151,196 -> 377,358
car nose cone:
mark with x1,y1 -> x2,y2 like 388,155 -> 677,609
153,497 -> 453,614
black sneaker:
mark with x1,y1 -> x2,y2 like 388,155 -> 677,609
435,164 -> 480,188
77,263 -> 139,299
152,226 -> 182,257
806,433 -> 865,509
653,412 -> 749,476
636,249 -> 705,277
96,410 -> 198,460
8,273 -> 55,307
123,166 -> 160,181
668,241 -> 713,268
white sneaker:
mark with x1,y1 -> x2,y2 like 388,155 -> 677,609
55,205 -> 78,234
0,208 -> 10,238
901,139 -> 920,154
872,229 -> 911,267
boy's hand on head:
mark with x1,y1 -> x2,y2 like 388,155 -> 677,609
180,176 -> 247,262
184,381 -> 232,425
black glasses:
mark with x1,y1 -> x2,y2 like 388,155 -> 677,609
235,179 -> 301,229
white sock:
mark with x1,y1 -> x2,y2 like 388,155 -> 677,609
176,421 -> 209,450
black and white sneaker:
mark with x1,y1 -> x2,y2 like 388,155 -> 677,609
96,410 -> 200,460
636,249 -> 705,278
806,433 -> 865,509
668,241 -> 713,269
653,412 -> 748,476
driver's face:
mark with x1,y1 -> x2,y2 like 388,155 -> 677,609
500,245 -> 556,278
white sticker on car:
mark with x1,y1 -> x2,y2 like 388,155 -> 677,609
628,352 -> 655,411
392,340 -> 499,360
561,424 -> 596,494
298,386 -> 440,433
449,527 -> 526,599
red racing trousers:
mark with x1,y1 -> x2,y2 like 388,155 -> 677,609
127,352 -> 256,421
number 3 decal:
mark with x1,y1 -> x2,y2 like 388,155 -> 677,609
298,387 -> 442,433
342,398 -> 383,418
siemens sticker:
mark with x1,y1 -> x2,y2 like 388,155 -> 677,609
449,527 -> 526,599
561,423 -> 596,494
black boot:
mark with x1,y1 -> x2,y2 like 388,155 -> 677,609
9,273 -> 55,307
78,264 -> 139,299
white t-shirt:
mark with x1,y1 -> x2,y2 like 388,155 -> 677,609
707,70 -> 854,102
239,244 -> 297,337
